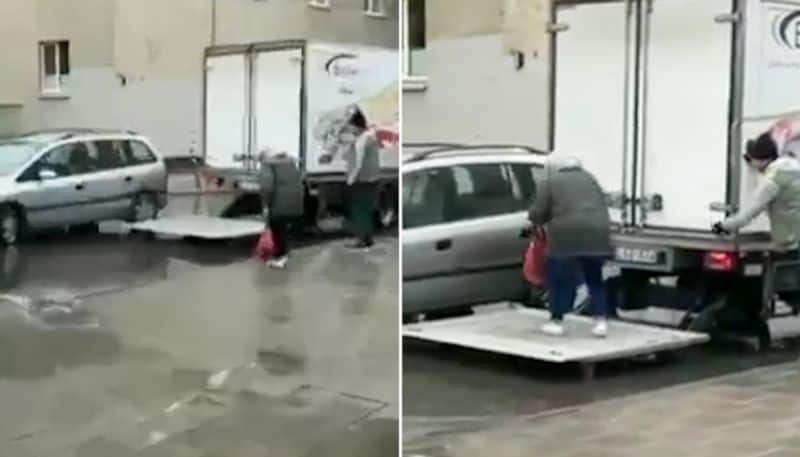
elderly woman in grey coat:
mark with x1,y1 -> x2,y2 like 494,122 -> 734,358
529,156 -> 613,337
258,149 -> 304,269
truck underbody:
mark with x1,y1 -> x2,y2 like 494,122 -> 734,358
198,166 -> 399,230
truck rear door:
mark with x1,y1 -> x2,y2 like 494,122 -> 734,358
637,0 -> 735,230
204,52 -> 249,170
553,0 -> 635,226
252,43 -> 304,165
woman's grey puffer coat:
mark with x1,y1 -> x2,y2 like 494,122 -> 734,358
258,155 -> 305,219
528,156 -> 612,258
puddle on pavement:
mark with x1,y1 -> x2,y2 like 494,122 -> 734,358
264,292 -> 294,324
62,362 -> 388,456
0,294 -> 100,330
256,348 -> 305,376
306,417 -> 399,457
0,318 -> 121,381
0,294 -> 123,380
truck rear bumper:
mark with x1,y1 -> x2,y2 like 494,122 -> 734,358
612,227 -> 773,253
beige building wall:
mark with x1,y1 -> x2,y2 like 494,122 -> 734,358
0,0 -> 397,155
403,0 -> 551,149
427,0 -> 504,40
215,0 -> 398,48
113,0 -> 211,79
0,0 -> 36,104
37,0 -> 115,67
0,0 -> 36,134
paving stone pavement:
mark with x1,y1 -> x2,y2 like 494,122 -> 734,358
404,361 -> 800,457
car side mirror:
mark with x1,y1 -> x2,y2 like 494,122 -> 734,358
38,169 -> 57,180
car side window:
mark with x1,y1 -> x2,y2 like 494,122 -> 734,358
93,140 -> 127,170
445,164 -> 515,221
63,142 -> 98,175
403,170 -> 447,229
508,163 -> 542,211
123,140 -> 157,165
19,144 -> 77,181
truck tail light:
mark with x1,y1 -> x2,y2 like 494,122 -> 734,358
704,251 -> 737,272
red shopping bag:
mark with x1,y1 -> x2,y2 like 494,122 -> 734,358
523,229 -> 548,286
255,230 -> 275,261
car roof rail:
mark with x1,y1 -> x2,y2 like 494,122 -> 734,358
403,142 -> 549,163
18,128 -> 139,141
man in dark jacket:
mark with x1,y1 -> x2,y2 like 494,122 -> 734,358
258,150 -> 304,268
344,108 -> 381,249
529,156 -> 613,337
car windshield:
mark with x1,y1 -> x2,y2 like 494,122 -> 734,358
0,141 -> 39,176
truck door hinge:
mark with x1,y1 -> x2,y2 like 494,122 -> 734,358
546,22 -> 570,33
637,194 -> 663,212
605,192 -> 629,209
714,12 -> 740,24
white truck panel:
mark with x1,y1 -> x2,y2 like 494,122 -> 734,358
305,43 -> 399,175
743,0 -> 800,118
554,2 -> 630,225
204,54 -> 248,170
639,0 -> 733,230
253,48 -> 303,162
738,0 -> 800,234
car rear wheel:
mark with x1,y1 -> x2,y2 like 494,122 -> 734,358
130,193 -> 159,222
0,206 -> 23,246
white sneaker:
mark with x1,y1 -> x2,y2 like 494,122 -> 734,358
592,319 -> 608,338
541,321 -> 565,336
268,256 -> 288,269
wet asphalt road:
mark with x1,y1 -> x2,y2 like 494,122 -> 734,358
404,314 -> 800,438
0,195 -> 398,456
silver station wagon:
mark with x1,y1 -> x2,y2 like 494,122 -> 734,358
0,129 -> 167,245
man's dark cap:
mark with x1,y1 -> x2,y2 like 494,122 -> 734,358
746,132 -> 778,161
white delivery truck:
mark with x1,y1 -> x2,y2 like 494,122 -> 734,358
548,0 -> 800,343
201,39 -> 399,228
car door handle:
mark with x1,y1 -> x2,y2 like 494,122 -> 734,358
75,182 -> 85,191
519,227 -> 533,238
124,176 -> 133,183
435,239 -> 452,251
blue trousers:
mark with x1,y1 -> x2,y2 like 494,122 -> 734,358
546,256 -> 609,321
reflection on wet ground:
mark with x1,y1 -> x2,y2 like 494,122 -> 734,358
0,194 -> 398,456
0,197 -> 358,301
0,231 -> 249,301
404,331 -> 800,421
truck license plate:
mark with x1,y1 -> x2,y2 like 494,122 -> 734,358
615,246 -> 661,265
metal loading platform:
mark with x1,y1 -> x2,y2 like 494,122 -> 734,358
403,307 -> 710,380
128,215 -> 264,240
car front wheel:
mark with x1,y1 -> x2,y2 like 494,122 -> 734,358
0,206 -> 23,246
130,193 -> 159,222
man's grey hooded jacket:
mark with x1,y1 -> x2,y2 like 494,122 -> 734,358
528,156 -> 612,257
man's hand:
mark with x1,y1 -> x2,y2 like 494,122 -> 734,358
711,222 -> 730,236
772,117 -> 800,151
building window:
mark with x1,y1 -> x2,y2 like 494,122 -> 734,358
402,0 -> 428,91
364,0 -> 387,17
40,41 -> 70,96
308,0 -> 331,9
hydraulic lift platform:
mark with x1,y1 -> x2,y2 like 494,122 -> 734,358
128,215 -> 264,240
403,306 -> 710,380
